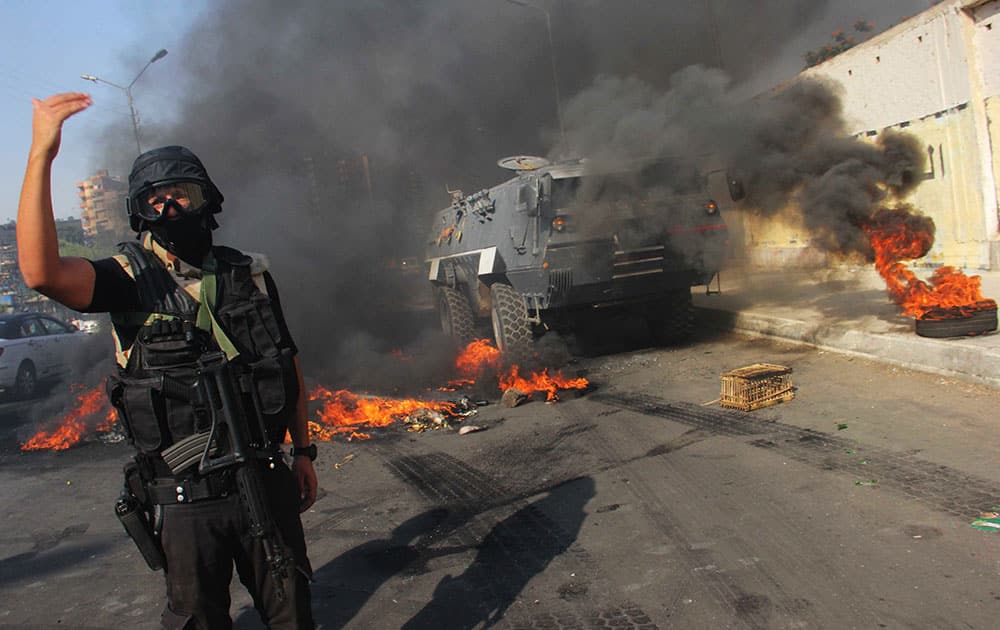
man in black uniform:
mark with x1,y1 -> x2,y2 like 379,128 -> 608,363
17,93 -> 317,629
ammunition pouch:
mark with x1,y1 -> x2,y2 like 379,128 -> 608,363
107,371 -> 208,455
137,318 -> 205,370
212,252 -> 298,441
246,349 -> 296,443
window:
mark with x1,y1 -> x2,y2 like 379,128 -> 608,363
21,318 -> 46,337
41,317 -> 71,335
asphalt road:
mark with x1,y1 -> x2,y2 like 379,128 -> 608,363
1,329 -> 999,629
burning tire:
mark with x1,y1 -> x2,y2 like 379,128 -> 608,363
490,282 -> 533,364
437,286 -> 475,346
915,305 -> 998,338
647,289 -> 694,345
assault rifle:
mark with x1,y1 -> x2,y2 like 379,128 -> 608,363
162,352 -> 289,600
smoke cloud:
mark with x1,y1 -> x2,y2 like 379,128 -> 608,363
556,67 -> 927,261
88,0 -> 896,390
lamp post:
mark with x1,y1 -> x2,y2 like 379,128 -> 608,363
505,0 -> 567,152
81,48 -> 168,155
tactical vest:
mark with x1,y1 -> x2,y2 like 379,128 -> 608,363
106,241 -> 298,458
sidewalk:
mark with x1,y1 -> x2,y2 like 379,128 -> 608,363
692,266 -> 1000,389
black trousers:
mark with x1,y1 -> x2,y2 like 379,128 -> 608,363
158,463 -> 314,630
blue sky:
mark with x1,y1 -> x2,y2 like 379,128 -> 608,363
0,1 -> 206,223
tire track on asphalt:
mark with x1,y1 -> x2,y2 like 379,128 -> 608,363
592,392 -> 1000,519
383,449 -> 659,629
553,402 -> 801,629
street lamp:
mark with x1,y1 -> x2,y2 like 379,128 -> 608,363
504,0 -> 567,152
81,48 -> 168,155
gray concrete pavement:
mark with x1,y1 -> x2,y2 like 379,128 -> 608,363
693,265 -> 1000,388
5,330 -> 1000,629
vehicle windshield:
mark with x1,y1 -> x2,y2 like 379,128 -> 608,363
0,321 -> 14,339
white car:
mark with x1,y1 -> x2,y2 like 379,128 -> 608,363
0,312 -> 85,400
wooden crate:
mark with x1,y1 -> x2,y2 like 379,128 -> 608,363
720,363 -> 794,411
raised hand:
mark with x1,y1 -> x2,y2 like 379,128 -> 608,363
30,92 -> 92,161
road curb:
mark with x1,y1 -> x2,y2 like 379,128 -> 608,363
696,306 -> 1000,389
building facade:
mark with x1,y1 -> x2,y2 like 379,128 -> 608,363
77,169 -> 128,241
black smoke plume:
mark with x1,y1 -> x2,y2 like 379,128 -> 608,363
556,67 -> 927,262
89,0 -> 863,390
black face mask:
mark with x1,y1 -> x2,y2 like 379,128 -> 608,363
148,213 -> 213,266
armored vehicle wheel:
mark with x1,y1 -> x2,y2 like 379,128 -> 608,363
437,286 -> 475,346
490,283 -> 533,364
648,289 -> 694,345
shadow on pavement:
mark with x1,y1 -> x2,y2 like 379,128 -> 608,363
0,539 -> 112,587
283,476 -> 595,629
304,507 -> 454,628
400,476 -> 594,629
234,507 -> 457,629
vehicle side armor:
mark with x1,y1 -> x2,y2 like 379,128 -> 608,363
425,156 -> 739,361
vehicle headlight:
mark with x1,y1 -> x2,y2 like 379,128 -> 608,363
704,200 -> 719,215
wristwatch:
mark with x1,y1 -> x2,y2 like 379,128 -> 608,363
290,444 -> 317,461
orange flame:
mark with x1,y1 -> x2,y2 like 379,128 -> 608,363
21,385 -> 112,451
308,386 -> 455,440
499,365 -> 590,402
445,338 -> 503,388
308,420 -> 335,441
27,338 -> 590,450
865,212 -> 996,319
97,407 -> 118,432
451,338 -> 589,401
455,338 -> 503,375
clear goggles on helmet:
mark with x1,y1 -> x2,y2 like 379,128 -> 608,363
131,180 -> 212,222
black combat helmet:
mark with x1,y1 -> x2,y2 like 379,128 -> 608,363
126,146 -> 224,233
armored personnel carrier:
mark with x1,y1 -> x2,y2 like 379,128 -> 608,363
425,156 -> 739,362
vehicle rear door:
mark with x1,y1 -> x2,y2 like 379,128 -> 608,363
40,316 -> 76,379
19,317 -> 53,378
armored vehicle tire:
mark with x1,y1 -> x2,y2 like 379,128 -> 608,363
437,286 -> 475,346
648,289 -> 694,345
490,283 -> 533,365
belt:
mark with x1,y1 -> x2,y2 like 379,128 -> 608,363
147,472 -> 235,505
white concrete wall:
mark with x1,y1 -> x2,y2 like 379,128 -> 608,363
805,2 -> 971,133
969,1 -> 1000,96
744,0 -> 1000,269
967,0 -> 1000,266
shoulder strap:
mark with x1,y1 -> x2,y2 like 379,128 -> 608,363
195,249 -> 241,361
118,241 -> 198,318
211,245 -> 253,266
